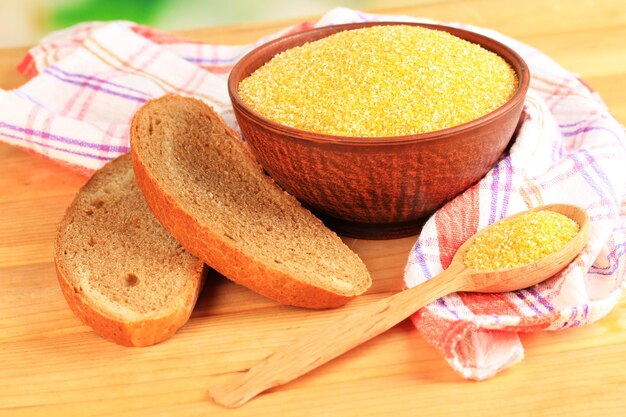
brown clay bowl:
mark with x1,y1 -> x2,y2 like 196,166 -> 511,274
228,22 -> 530,239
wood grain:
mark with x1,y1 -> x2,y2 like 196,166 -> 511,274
209,205 -> 589,407
1,1 -> 625,416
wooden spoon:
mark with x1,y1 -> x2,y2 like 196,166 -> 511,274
208,204 -> 589,408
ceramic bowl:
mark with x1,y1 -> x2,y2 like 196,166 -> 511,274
228,22 -> 530,239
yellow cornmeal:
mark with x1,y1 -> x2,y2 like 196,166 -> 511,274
238,25 -> 518,137
464,210 -> 579,271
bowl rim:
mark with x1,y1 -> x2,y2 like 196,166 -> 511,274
228,21 -> 531,146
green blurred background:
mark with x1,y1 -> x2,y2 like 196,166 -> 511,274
0,0 -> 418,47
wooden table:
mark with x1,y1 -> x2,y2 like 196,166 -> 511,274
1,1 -> 625,415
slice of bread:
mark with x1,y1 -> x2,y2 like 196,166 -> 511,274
54,154 -> 206,347
130,95 -> 371,309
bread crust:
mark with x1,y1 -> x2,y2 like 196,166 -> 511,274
54,155 -> 206,347
130,96 -> 359,309
55,258 -> 206,347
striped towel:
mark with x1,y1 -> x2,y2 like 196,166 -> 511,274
1,8 -> 624,379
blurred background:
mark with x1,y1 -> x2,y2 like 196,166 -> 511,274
0,0 -> 419,47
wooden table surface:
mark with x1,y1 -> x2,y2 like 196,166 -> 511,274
1,1 -> 625,416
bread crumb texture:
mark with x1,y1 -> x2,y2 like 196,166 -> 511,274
56,155 -> 201,321
133,97 -> 371,299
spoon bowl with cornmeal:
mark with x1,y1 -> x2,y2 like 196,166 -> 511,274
210,204 -> 589,408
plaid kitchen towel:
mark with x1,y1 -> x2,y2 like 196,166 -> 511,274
1,8 -> 624,379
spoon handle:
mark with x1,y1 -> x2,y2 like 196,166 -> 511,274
208,262 -> 468,408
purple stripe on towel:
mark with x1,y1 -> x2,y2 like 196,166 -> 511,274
43,68 -> 147,103
184,55 -> 244,64
412,244 -> 433,280
562,126 -> 623,145
437,297 -> 460,319
0,121 -> 129,153
0,130 -> 112,161
501,157 -> 513,216
570,152 -> 609,203
580,149 -> 618,202
512,290 -> 542,315
488,163 -> 501,225
590,242 -> 626,275
527,287 -> 555,312
559,120 -> 588,129
48,65 -> 152,97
